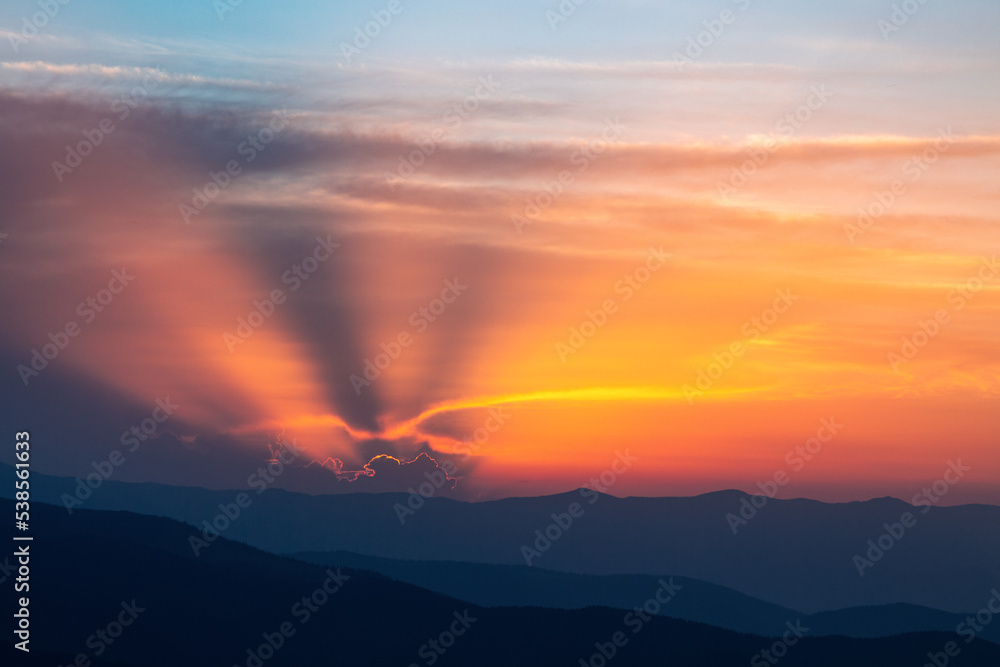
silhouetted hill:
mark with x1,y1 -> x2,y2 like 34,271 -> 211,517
7,464 -> 997,613
5,498 -> 1000,667
292,549 -> 1000,645
2,645 -> 132,666
295,549 -> 795,634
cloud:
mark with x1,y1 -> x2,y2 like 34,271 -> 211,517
293,452 -> 459,495
2,65 -> 999,503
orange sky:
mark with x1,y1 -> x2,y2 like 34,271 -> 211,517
1,9 -> 998,503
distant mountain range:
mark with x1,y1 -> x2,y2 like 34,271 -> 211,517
5,497 -> 1000,667
292,549 -> 1000,645
8,463 -> 998,614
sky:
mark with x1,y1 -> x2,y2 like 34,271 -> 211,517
1,0 -> 998,504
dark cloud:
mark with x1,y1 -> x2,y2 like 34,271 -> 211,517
273,452 -> 461,497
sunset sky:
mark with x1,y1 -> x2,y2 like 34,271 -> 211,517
1,0 -> 998,503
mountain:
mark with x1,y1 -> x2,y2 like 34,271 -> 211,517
8,464 -> 998,613
292,549 -> 1000,645
6,498 -> 1000,667
1,645 -> 132,666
